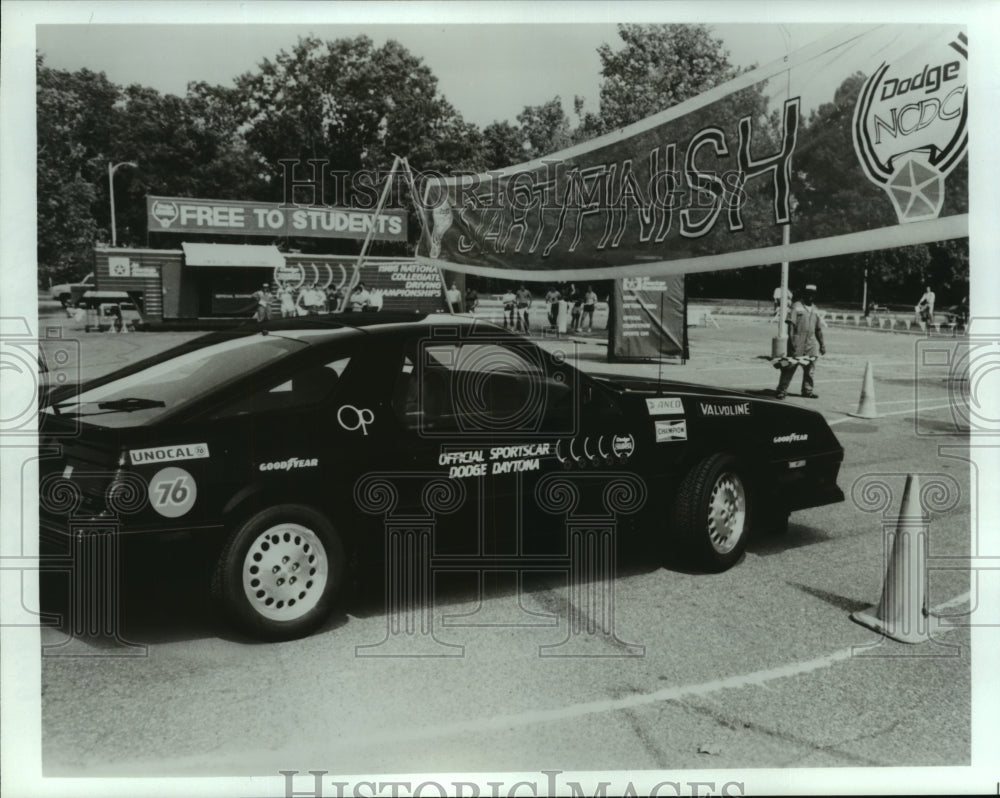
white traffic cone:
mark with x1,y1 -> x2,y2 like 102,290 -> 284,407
851,474 -> 937,643
848,360 -> 878,418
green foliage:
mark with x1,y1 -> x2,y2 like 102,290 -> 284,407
596,24 -> 738,130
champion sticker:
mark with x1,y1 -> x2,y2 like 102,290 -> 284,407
149,466 -> 197,518
130,443 -> 210,465
655,419 -> 688,442
645,396 -> 684,416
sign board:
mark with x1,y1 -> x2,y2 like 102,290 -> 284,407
108,256 -> 159,279
147,195 -> 407,242
416,25 -> 967,280
609,274 -> 686,361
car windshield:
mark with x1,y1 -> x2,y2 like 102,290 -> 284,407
47,334 -> 303,427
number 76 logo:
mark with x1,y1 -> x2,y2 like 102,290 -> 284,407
149,466 -> 197,518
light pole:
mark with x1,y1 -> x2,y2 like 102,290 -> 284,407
108,161 -> 138,247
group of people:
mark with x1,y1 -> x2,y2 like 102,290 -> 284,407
444,282 -> 481,314
500,284 -> 598,334
251,280 -> 378,322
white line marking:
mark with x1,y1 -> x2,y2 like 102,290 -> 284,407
933,591 -> 971,611
827,403 -> 957,425
316,593 -> 970,750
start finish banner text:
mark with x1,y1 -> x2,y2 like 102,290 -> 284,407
416,25 -> 968,280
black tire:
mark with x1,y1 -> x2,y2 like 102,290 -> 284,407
669,453 -> 752,572
211,504 -> 346,641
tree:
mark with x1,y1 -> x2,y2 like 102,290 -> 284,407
234,35 -> 479,201
481,120 -> 526,170
36,56 -> 119,281
517,97 -> 573,160
595,24 -> 738,131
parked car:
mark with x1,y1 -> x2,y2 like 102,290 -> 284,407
39,313 -> 845,641
49,272 -> 95,307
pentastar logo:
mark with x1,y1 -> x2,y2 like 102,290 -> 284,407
852,31 -> 967,223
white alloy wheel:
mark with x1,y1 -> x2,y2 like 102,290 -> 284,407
241,523 -> 329,621
706,471 -> 747,555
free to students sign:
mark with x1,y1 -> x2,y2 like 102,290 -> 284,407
146,196 -> 407,242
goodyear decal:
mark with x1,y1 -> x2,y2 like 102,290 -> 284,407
773,432 -> 808,444
130,443 -> 209,465
259,457 -> 319,472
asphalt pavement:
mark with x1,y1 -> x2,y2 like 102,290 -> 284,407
30,303 -> 985,791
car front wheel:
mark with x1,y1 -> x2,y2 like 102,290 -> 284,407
211,504 -> 345,641
669,453 -> 752,572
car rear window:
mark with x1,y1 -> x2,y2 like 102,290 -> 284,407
46,335 -> 302,427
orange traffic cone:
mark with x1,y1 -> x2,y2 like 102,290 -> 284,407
851,474 -> 938,643
848,360 -> 878,418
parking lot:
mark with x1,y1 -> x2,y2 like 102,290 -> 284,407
32,302 -> 976,784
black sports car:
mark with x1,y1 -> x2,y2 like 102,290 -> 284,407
39,313 -> 844,641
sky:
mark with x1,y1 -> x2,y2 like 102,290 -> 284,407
33,18 -> 840,129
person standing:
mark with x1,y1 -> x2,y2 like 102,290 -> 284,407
582,286 -> 598,332
278,282 -> 296,318
501,287 -> 516,329
515,284 -> 533,334
545,285 -> 561,330
570,293 -> 583,332
772,285 -> 792,318
916,285 -> 936,327
252,282 -> 274,323
465,286 -> 479,315
446,281 -> 462,313
775,283 -> 826,399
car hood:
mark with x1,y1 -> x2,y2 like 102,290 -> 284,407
588,372 -> 762,402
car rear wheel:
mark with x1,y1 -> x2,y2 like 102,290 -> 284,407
669,453 -> 752,571
211,504 -> 345,641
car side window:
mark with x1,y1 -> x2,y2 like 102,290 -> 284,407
392,342 -> 566,433
211,357 -> 351,418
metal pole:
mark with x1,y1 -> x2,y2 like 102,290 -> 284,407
108,162 -> 117,248
862,266 -> 868,314
355,155 -> 401,274
772,224 -> 790,358
108,161 -> 137,248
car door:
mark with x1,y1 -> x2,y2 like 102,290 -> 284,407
373,329 -> 601,553
202,345 -> 384,518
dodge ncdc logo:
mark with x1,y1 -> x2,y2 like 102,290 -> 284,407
852,31 -> 967,224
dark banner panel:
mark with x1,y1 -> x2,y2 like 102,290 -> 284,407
609,275 -> 686,361
417,25 -> 968,280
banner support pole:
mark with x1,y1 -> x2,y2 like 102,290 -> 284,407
399,157 -> 454,313
339,154 -> 402,311
772,223 -> 790,358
